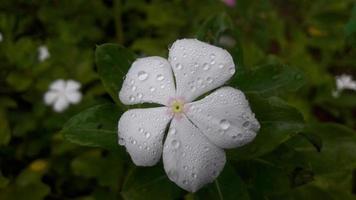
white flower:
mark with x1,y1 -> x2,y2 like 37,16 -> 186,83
38,45 -> 50,62
0,32 -> 3,42
44,79 -> 82,112
118,39 -> 260,192
332,74 -> 356,97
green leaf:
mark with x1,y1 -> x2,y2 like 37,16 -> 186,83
231,64 -> 305,96
193,164 -> 250,200
228,94 -> 304,160
62,103 -> 121,151
95,43 -> 135,106
121,165 -> 182,200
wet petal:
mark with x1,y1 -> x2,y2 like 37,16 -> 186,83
169,39 -> 235,102
119,56 -> 176,105
118,107 -> 172,166
186,87 -> 260,149
163,115 -> 226,192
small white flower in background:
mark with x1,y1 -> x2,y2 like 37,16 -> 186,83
38,45 -> 50,62
332,74 -> 356,97
118,39 -> 260,192
44,79 -> 82,112
0,32 -> 3,42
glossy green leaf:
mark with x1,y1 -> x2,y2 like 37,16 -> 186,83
62,103 -> 121,151
95,43 -> 135,105
231,64 -> 305,96
193,164 -> 250,200
121,165 -> 182,200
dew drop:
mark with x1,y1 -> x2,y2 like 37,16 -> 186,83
218,63 -> 224,69
192,173 -> 197,179
139,128 -> 144,133
206,77 -> 213,83
131,85 -> 137,91
194,63 -> 199,68
229,68 -> 235,75
137,71 -> 149,81
203,63 -> 210,71
169,128 -> 177,135
118,137 -> 125,146
149,86 -> 156,92
131,139 -> 137,145
210,59 -> 216,65
243,121 -> 250,128
183,165 -> 188,170
171,140 -> 180,149
129,79 -> 135,85
220,119 -> 230,130
210,53 -> 216,59
156,74 -> 164,81
168,170 -> 178,181
175,63 -> 183,70
129,95 -> 135,102
137,93 -> 143,99
144,132 -> 151,138
204,146 -> 210,152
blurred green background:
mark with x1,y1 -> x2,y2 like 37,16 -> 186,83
0,0 -> 356,199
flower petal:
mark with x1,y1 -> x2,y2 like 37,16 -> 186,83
169,39 -> 235,102
163,115 -> 226,192
53,96 -> 69,112
118,107 -> 172,166
186,87 -> 260,149
66,91 -> 82,104
44,91 -> 59,105
119,56 -> 176,105
65,80 -> 81,91
50,79 -> 66,91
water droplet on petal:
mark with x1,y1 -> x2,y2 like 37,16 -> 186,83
137,93 -> 143,99
171,140 -> 180,149
129,95 -> 135,102
144,132 -> 151,138
218,64 -> 224,69
229,68 -> 235,75
169,128 -> 177,135
137,71 -> 149,81
243,121 -> 250,128
118,137 -> 125,146
203,63 -> 210,71
210,53 -> 216,59
192,173 -> 197,179
149,86 -> 156,92
139,128 -> 144,133
220,119 -> 230,130
206,77 -> 213,83
183,165 -> 188,170
156,74 -> 164,81
175,63 -> 183,70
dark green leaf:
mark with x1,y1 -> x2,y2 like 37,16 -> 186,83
62,103 -> 121,151
231,64 -> 305,96
121,165 -> 182,200
193,164 -> 250,200
95,43 -> 135,106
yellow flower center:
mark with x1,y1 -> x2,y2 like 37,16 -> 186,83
171,100 -> 184,114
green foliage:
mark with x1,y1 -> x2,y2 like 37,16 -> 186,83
1,0 -> 356,199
